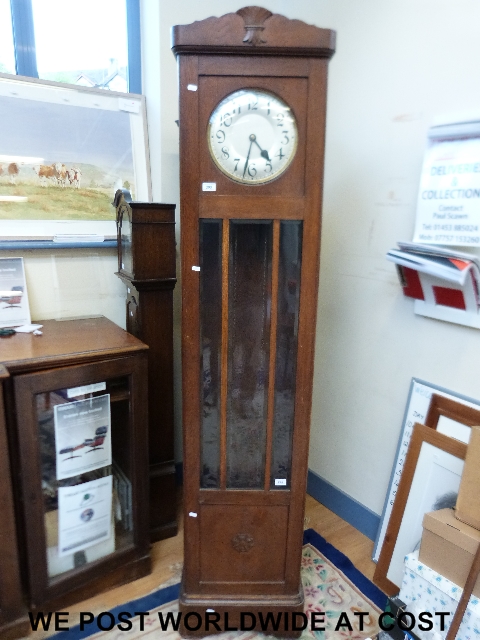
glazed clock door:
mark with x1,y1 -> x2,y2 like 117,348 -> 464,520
200,219 -> 302,493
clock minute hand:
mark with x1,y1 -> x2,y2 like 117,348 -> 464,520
243,139 -> 253,178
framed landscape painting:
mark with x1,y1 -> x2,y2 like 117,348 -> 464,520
0,73 -> 151,240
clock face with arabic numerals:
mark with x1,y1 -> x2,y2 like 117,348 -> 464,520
207,89 -> 298,185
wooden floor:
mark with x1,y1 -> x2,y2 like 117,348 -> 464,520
22,492 -> 376,638
304,494 -> 377,581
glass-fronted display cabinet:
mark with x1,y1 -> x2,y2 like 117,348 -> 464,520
1,317 -> 150,611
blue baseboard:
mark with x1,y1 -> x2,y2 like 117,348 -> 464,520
307,469 -> 380,542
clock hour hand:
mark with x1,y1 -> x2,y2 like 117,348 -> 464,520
252,138 -> 271,162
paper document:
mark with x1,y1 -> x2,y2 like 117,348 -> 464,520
58,476 -> 113,557
413,132 -> 480,246
54,394 -> 112,480
0,257 -> 31,328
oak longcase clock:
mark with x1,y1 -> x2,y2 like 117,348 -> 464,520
173,7 -> 335,635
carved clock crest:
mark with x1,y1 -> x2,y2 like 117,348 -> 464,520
236,6 -> 272,45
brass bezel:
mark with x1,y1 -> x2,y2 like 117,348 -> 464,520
207,88 -> 298,185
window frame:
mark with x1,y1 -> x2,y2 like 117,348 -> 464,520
9,0 -> 141,94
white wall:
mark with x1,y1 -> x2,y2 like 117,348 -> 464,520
7,1 -> 480,518
2,248 -> 125,326
305,0 -> 480,515
141,0 -> 480,514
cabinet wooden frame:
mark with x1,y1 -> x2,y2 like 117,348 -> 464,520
13,354 -> 150,610
0,367 -> 30,639
373,423 -> 467,595
173,7 -> 335,634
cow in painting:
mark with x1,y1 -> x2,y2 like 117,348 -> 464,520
33,164 -> 59,186
8,162 -> 19,184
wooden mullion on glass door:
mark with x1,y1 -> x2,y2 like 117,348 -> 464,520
220,218 -> 229,490
264,219 -> 280,491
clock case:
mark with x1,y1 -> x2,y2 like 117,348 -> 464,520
114,190 -> 178,541
173,7 -> 335,635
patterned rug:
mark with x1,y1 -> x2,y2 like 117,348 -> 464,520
52,530 -> 386,639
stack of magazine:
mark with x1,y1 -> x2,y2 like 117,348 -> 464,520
387,242 -> 480,298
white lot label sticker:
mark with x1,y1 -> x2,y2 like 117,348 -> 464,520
67,382 -> 106,398
275,479 -> 287,486
118,97 -> 140,113
202,182 -> 216,191
187,84 -> 198,91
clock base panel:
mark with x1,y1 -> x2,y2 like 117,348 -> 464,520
179,579 -> 304,638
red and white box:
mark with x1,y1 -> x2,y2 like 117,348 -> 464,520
387,243 -> 480,328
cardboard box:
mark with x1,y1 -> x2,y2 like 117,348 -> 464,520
419,507 -> 480,597
456,425 -> 480,530
400,549 -> 480,640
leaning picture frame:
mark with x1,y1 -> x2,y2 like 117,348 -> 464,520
425,393 -> 480,437
0,73 -> 151,241
373,423 -> 467,595
372,378 -> 480,563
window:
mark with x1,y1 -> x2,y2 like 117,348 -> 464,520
0,0 -> 16,74
8,0 -> 140,94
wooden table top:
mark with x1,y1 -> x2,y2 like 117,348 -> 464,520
0,316 -> 148,374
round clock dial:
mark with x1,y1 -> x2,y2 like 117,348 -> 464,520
208,89 -> 297,185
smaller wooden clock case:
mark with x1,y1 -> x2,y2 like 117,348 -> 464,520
173,6 -> 335,635
115,190 -> 178,541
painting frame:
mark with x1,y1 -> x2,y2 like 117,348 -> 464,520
373,423 -> 467,595
373,378 -> 480,563
425,393 -> 480,432
0,72 -> 151,241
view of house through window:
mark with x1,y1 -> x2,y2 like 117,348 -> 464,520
0,0 -> 16,75
31,0 -> 129,92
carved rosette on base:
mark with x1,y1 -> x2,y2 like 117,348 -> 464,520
231,533 -> 254,552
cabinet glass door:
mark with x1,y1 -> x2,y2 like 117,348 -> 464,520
199,219 -> 302,492
35,376 -> 133,581
14,352 -> 148,608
